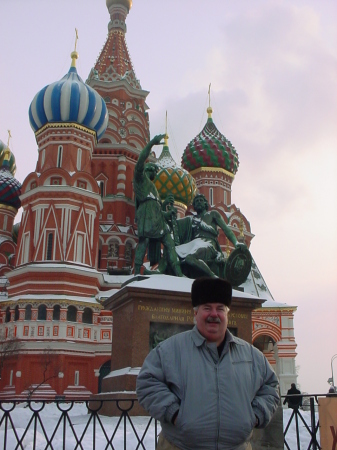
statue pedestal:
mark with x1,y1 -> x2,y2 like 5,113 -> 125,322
252,403 -> 284,449
92,275 -> 264,416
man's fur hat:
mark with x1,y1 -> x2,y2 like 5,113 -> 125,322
191,277 -> 232,307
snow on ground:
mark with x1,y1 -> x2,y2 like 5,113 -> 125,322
283,408 -> 320,449
0,402 -> 318,449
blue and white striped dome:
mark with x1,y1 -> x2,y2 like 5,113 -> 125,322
29,63 -> 108,141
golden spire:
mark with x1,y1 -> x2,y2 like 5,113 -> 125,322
3,148 -> 11,161
71,28 -> 79,68
7,129 -> 11,148
164,110 -> 169,146
4,130 -> 12,161
207,83 -> 213,118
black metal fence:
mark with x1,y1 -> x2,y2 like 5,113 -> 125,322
283,395 -> 320,450
0,395 -> 326,449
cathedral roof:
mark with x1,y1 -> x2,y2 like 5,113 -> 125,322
181,107 -> 239,175
0,140 -> 21,210
88,0 -> 141,90
29,52 -> 108,141
154,136 -> 197,206
241,258 -> 274,302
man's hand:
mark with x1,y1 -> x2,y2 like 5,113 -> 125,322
235,242 -> 247,250
172,410 -> 179,425
163,194 -> 175,209
151,134 -> 166,146
166,194 -> 174,204
163,209 -> 176,221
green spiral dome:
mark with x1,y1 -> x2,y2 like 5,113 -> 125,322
181,117 -> 239,174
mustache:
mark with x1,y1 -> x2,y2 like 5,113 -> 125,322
206,317 -> 221,323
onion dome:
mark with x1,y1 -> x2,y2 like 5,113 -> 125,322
182,107 -> 239,174
0,141 -> 21,210
0,139 -> 17,176
154,135 -> 197,206
29,50 -> 108,141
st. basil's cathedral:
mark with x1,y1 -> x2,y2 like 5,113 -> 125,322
0,0 -> 297,399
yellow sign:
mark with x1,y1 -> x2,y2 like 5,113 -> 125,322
138,304 -> 194,323
137,303 -> 248,328
318,397 -> 337,449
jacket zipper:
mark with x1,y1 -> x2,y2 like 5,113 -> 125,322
216,364 -> 220,450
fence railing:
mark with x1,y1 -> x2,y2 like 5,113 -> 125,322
0,398 -> 158,450
283,395 -> 320,450
0,394 -> 328,449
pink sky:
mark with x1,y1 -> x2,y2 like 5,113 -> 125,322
1,0 -> 337,394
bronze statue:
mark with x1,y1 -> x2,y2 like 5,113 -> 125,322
174,194 -> 247,278
150,193 -> 252,285
133,135 -> 183,277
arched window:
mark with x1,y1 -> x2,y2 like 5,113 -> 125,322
38,304 -> 47,320
67,305 -> 77,322
53,305 -> 60,321
82,308 -> 93,324
25,305 -> 32,320
46,233 -> 53,260
3,215 -> 8,231
108,241 -> 119,258
41,148 -> 45,167
99,181 -> 104,197
253,336 -> 276,353
57,146 -> 63,168
75,234 -> 84,263
209,188 -> 213,206
77,148 -> 82,171
5,307 -> 11,323
125,242 -> 133,263
98,360 -> 111,393
14,305 -> 19,321
22,233 -> 30,264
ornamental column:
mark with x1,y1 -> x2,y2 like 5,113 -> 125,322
117,156 -> 127,196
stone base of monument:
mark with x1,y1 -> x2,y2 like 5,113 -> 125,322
89,391 -> 147,417
251,404 -> 284,449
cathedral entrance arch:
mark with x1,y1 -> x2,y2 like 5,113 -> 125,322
253,334 -> 278,375
98,360 -> 111,393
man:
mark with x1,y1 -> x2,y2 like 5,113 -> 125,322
136,278 -> 280,450
174,193 -> 247,278
283,383 -> 302,410
133,134 -> 183,277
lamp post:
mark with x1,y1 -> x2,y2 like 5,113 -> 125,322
331,354 -> 337,388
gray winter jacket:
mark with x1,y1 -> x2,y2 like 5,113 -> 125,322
136,327 -> 279,450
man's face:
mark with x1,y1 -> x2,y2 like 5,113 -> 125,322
145,164 -> 157,181
194,303 -> 228,345
193,196 -> 207,213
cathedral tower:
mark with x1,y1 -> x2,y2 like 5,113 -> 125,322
0,138 -> 21,278
87,0 -> 151,274
182,104 -> 253,251
1,48 -> 112,399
